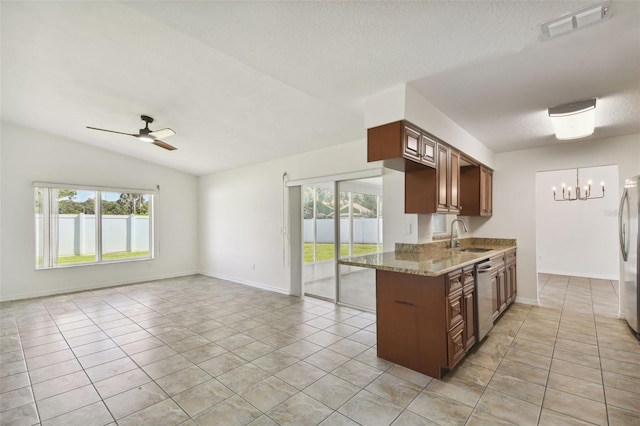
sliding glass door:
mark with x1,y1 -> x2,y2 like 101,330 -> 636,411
302,182 -> 336,301
337,177 -> 382,310
300,176 -> 383,310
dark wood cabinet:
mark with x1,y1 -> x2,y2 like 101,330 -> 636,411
505,249 -> 517,304
449,148 -> 461,214
368,120 -> 480,215
376,265 -> 476,379
420,134 -> 437,168
490,249 -> 517,321
461,266 -> 477,350
405,144 -> 460,214
460,164 -> 493,216
376,270 -> 447,378
436,145 -> 449,211
482,167 -> 493,216
490,253 -> 505,321
447,322 -> 465,368
403,125 -> 421,162
367,121 -> 438,171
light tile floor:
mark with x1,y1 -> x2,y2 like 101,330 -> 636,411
1,274 -> 639,425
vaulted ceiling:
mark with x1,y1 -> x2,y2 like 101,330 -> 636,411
2,1 -> 638,176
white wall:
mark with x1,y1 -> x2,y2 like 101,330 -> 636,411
0,122 -> 199,301
536,165 -> 619,279
199,138 -> 378,294
381,169 -> 418,251
364,83 -> 495,169
469,134 -> 640,305
404,85 -> 495,169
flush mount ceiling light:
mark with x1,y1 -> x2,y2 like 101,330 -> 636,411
548,98 -> 596,140
540,0 -> 611,39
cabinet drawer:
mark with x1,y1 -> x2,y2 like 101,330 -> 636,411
447,270 -> 463,295
420,134 -> 437,168
448,322 -> 465,368
462,267 -> 474,286
403,125 -> 421,162
506,250 -> 516,264
446,290 -> 463,330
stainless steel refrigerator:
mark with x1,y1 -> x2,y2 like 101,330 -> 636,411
620,176 -> 640,335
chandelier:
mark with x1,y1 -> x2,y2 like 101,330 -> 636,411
552,168 -> 605,201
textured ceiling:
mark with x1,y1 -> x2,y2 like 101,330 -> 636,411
1,1 -> 638,176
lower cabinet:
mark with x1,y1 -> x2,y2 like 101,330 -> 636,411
376,266 -> 477,379
506,249 -> 517,304
491,249 -> 517,321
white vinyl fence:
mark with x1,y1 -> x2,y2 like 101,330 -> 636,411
35,214 -> 149,256
304,218 -> 382,243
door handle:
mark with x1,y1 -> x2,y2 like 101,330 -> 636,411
619,189 -> 629,261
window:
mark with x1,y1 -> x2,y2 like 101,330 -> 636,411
35,184 -> 154,269
433,213 -> 447,234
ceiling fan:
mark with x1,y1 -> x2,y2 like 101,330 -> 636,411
87,115 -> 177,151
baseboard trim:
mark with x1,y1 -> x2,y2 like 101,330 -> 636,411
0,270 -> 200,302
199,271 -> 291,296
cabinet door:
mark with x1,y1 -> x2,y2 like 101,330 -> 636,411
480,167 -> 493,216
484,168 -> 493,216
378,298 -> 421,370
447,322 -> 465,368
506,262 -> 517,303
491,272 -> 500,320
420,134 -> 437,168
449,149 -> 461,214
436,145 -> 449,212
403,126 -> 421,162
446,290 -> 464,330
498,269 -> 507,313
463,284 -> 476,350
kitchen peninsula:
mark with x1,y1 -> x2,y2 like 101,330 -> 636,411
339,238 -> 516,379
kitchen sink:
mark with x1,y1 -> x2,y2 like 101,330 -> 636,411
460,247 -> 492,253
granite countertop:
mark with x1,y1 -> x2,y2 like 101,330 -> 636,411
338,238 -> 516,277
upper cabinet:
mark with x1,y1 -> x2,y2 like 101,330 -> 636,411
435,144 -> 461,214
368,121 -> 437,170
370,120 -> 484,215
460,164 -> 493,216
420,133 -> 437,168
404,142 -> 461,214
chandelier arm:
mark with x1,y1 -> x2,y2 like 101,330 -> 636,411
551,168 -> 605,202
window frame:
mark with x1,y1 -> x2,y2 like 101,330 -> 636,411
34,182 -> 156,269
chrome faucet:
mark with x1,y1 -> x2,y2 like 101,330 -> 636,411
449,219 -> 468,249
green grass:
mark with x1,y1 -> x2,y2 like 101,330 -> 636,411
304,243 -> 379,263
56,251 -> 150,265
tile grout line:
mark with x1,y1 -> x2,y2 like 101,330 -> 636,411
537,274 -> 568,426
590,277 -> 610,426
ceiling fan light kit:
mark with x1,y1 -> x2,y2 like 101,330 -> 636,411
540,0 -> 611,39
87,115 -> 177,151
548,98 -> 596,140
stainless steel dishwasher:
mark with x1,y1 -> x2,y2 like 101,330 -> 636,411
475,259 -> 494,341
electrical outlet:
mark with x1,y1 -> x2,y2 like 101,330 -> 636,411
252,264 -> 256,271
405,224 -> 412,235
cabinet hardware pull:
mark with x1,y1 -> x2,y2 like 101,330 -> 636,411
395,300 -> 415,306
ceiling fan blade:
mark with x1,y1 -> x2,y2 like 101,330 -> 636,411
152,140 -> 177,151
86,126 -> 136,137
149,128 -> 175,139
